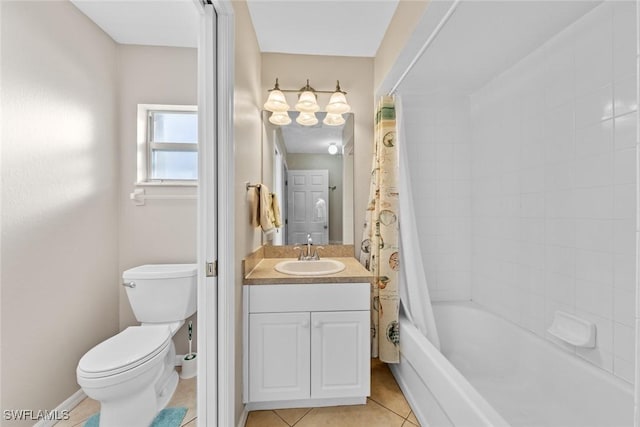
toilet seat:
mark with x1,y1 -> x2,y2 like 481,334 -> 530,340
78,326 -> 171,379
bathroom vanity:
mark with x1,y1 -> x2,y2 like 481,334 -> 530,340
242,250 -> 372,410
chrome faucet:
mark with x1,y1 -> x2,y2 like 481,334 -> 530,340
293,234 -> 323,261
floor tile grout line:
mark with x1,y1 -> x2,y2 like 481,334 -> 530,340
181,415 -> 197,426
272,409 -> 293,426
368,395 -> 412,420
290,407 -> 313,426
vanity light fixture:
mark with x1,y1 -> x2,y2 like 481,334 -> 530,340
328,143 -> 339,155
323,113 -> 345,126
297,112 -> 319,126
269,111 -> 292,126
264,78 -> 350,126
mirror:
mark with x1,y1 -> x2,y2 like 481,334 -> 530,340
262,111 -> 355,246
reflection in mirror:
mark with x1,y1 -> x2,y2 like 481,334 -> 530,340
262,111 -> 355,246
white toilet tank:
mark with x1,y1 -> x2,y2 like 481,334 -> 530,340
122,264 -> 197,323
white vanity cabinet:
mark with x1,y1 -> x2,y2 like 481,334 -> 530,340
243,283 -> 370,409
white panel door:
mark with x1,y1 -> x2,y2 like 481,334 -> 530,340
249,312 -> 311,402
310,311 -> 370,399
287,170 -> 329,245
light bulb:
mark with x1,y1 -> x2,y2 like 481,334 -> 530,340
264,89 -> 289,113
296,112 -> 318,126
326,91 -> 350,114
328,144 -> 339,155
295,91 -> 320,113
323,113 -> 345,126
269,111 -> 291,126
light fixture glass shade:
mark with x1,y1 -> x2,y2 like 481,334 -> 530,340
296,112 -> 318,126
264,90 -> 290,113
325,91 -> 350,114
269,111 -> 292,126
323,113 -> 345,126
295,91 -> 320,112
328,143 -> 339,155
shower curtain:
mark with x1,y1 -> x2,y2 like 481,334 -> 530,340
360,96 -> 401,363
396,96 -> 440,350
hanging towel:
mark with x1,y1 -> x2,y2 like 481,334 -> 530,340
259,184 -> 275,232
249,186 -> 260,228
314,198 -> 326,221
271,193 -> 282,228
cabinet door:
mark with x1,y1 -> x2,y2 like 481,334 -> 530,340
249,312 -> 311,402
311,311 -> 370,399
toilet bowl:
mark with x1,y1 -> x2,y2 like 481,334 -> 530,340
77,264 -> 197,427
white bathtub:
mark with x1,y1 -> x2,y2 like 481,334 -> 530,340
391,302 -> 633,427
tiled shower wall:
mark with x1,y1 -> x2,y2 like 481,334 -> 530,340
403,93 -> 472,301
470,2 -> 637,382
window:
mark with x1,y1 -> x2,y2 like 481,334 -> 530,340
137,105 -> 198,184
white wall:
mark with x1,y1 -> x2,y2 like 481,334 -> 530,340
403,93 -> 472,301
1,1 -> 119,423
117,44 -> 198,355
470,1 -> 637,382
232,1 -> 263,424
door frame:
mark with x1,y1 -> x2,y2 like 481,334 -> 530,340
194,0 -> 235,426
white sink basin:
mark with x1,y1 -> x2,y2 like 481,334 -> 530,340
274,259 -> 346,276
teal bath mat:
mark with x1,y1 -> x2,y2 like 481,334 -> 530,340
84,406 -> 187,427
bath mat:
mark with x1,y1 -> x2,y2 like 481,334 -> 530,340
84,406 -> 187,427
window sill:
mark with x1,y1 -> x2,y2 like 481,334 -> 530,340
135,181 -> 198,187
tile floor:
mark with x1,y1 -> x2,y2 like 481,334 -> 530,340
245,359 -> 420,427
56,374 -> 197,427
59,360 -> 417,427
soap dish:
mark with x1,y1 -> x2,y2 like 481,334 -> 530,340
547,311 -> 596,348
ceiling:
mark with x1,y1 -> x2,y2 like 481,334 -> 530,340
246,0 -> 399,57
71,0 -> 399,57
399,0 -> 602,95
70,0 -> 199,48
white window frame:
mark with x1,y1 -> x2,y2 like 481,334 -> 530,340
136,104 -> 198,186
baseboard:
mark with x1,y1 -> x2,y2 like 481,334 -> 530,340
237,405 -> 249,427
33,389 -> 86,427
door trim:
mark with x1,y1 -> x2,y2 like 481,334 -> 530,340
211,1 -> 236,426
195,2 -> 218,426
195,0 -> 235,426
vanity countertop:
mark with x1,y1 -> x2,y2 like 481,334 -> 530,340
243,257 -> 373,285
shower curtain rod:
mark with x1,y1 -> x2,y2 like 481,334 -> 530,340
388,0 -> 462,95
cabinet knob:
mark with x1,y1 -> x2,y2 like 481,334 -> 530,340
313,321 -> 322,328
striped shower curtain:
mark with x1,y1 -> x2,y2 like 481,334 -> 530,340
360,96 -> 400,363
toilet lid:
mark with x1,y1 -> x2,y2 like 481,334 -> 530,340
78,326 -> 171,378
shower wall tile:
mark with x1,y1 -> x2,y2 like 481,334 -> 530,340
614,74 -> 638,116
613,1 -> 638,78
614,252 -> 636,291
614,113 -> 637,150
404,93 -> 472,302
614,148 -> 636,184
614,287 -> 635,327
469,1 -> 637,383
575,120 -> 614,158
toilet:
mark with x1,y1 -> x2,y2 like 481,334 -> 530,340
77,264 -> 197,427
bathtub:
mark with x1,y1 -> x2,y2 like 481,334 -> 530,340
390,302 -> 633,427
